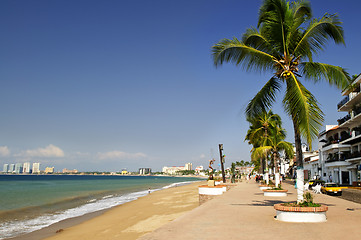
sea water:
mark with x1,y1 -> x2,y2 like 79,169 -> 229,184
0,174 -> 200,239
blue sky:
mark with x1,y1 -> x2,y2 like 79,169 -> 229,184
0,0 -> 360,172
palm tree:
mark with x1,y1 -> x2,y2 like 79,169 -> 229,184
245,110 -> 282,184
212,0 -> 350,202
252,121 -> 294,187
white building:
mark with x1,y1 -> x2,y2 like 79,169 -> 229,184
185,163 -> 192,170
15,163 -> 23,174
334,74 -> 361,184
316,74 -> 361,185
318,125 -> 352,184
3,164 -> 9,173
32,163 -> 40,174
162,166 -> 185,175
23,162 -> 31,173
303,152 -> 320,180
9,164 -> 15,173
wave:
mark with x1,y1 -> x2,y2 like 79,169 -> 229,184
0,180 -> 197,239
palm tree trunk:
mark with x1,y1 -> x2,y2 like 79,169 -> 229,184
293,119 -> 304,203
264,158 -> 269,185
274,152 -> 280,187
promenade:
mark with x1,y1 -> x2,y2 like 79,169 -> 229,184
140,180 -> 361,240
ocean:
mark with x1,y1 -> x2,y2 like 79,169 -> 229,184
0,174 -> 201,239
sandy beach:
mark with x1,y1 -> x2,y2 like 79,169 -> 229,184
9,181 -> 204,240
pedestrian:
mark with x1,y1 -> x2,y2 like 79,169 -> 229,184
148,188 -> 151,194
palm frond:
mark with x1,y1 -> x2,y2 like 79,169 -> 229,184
251,146 -> 272,161
212,38 -> 276,72
283,74 -> 323,147
246,77 -> 281,119
242,27 -> 279,57
300,62 -> 351,89
292,13 -> 345,58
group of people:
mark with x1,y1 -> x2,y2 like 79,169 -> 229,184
255,175 -> 264,182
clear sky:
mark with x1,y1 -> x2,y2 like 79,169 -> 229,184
1,0 -> 360,172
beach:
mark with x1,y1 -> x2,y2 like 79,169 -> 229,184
10,181 -> 204,240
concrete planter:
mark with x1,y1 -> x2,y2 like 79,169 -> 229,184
214,181 -> 223,186
274,203 -> 328,223
199,185 -> 227,195
263,189 -> 288,197
198,185 -> 227,205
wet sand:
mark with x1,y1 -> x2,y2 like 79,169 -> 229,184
8,181 -> 204,240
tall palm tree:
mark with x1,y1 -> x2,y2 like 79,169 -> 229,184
252,122 -> 294,187
212,0 -> 350,202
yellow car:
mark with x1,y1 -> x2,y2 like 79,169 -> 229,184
321,183 -> 342,196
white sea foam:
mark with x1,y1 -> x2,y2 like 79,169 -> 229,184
0,181 -> 196,239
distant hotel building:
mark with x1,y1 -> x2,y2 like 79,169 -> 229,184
162,163 -> 193,175
23,162 -> 31,173
139,168 -> 151,175
32,163 -> 40,174
45,167 -> 55,174
185,163 -> 192,170
15,163 -> 23,174
3,164 -> 9,173
9,164 -> 15,173
62,168 -> 78,174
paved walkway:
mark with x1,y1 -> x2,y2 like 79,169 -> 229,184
139,180 -> 361,240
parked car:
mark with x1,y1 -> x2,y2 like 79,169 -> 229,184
321,183 -> 342,196
307,180 -> 325,189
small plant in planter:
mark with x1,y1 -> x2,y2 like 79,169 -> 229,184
270,185 -> 283,190
274,192 -> 327,222
282,192 -> 321,207
263,183 -> 288,196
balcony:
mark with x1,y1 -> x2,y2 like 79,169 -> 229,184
339,87 -> 361,112
338,106 -> 361,127
338,114 -> 351,125
340,132 -> 352,142
340,151 -> 361,163
326,152 -> 350,163
340,130 -> 361,145
337,96 -> 349,110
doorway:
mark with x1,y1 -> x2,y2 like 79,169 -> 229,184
342,171 -> 350,185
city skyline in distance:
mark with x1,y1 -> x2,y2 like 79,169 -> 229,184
1,0 -> 361,172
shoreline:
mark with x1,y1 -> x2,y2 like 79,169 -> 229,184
7,181 -> 205,240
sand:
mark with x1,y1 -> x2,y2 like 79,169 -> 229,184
10,181 -> 204,240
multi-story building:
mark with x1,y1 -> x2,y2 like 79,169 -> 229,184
318,73 -> 361,185
62,168 -> 78,174
15,163 -> 23,174
45,167 -> 55,174
32,163 -> 40,174
318,125 -> 352,184
185,163 -> 192,171
139,168 -> 151,175
23,162 -> 31,173
162,166 -> 185,175
3,164 -> 9,173
9,164 -> 15,173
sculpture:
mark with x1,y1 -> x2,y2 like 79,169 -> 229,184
208,158 -> 215,180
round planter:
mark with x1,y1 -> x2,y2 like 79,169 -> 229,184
198,185 -> 227,195
263,189 -> 288,197
274,203 -> 328,223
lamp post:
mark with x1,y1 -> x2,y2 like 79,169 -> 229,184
219,144 -> 226,183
